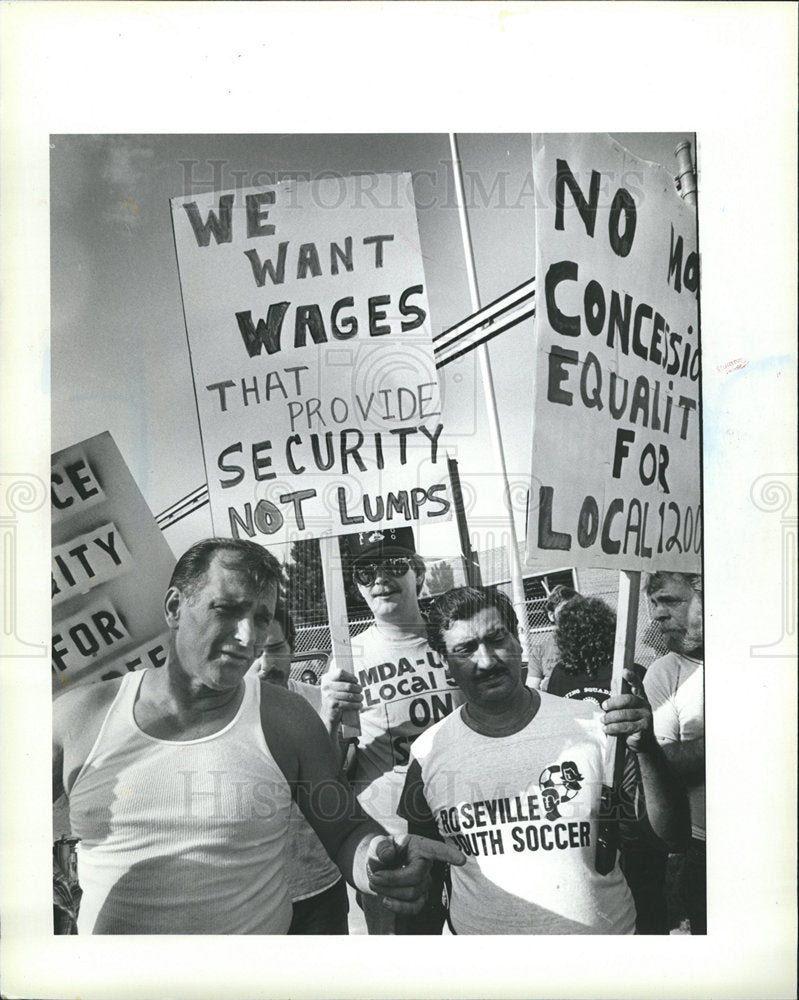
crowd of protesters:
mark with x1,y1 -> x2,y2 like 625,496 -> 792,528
53,533 -> 705,936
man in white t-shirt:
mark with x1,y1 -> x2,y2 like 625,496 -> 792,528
642,570 -> 705,934
398,586 -> 689,935
320,527 -> 463,933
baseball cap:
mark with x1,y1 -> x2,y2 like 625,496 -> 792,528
339,527 -> 417,565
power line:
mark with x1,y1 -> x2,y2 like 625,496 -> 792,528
155,276 -> 537,529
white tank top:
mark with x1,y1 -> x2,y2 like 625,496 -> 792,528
70,671 -> 293,934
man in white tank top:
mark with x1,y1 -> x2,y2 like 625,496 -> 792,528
398,586 -> 690,935
52,538 -> 463,934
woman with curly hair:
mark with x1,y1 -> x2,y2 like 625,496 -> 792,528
546,596 -> 619,705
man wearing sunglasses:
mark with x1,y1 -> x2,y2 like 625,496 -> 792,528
320,528 -> 464,934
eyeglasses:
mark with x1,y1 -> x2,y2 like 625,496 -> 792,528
352,557 -> 413,587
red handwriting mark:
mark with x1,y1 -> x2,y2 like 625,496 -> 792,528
716,358 -> 748,374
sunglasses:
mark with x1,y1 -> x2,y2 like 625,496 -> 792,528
352,557 -> 413,587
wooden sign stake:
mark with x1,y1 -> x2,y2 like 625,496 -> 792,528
319,534 -> 360,738
595,568 -> 640,874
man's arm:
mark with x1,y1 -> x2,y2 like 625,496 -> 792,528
53,729 -> 65,802
395,756 -> 448,934
52,679 -> 120,801
661,737 -> 704,783
624,741 -> 690,851
643,659 -> 705,785
261,688 -> 463,912
603,670 -> 690,851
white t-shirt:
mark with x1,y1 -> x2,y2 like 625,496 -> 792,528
643,651 -> 705,840
347,624 -> 463,837
404,694 -> 635,935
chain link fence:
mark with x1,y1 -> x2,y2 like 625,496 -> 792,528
290,567 -> 668,680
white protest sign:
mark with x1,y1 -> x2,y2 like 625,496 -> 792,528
526,134 -> 701,573
51,432 -> 175,693
51,521 -> 133,607
171,173 -> 450,548
52,597 -> 132,675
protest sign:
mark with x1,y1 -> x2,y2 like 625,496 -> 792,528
171,173 -> 449,548
51,432 -> 175,693
526,134 -> 701,572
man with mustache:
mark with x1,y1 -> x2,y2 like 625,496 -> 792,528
52,538 -> 462,934
320,528 -> 464,933
398,585 -> 688,934
642,571 -> 705,934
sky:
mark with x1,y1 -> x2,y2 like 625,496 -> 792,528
50,131 -> 692,563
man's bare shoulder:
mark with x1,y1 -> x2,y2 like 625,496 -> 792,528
258,680 -> 337,781
53,675 -> 127,799
259,681 -> 325,735
53,676 -> 124,742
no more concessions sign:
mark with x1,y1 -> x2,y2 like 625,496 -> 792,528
526,134 -> 701,573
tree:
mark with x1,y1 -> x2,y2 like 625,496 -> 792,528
285,538 -> 326,626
